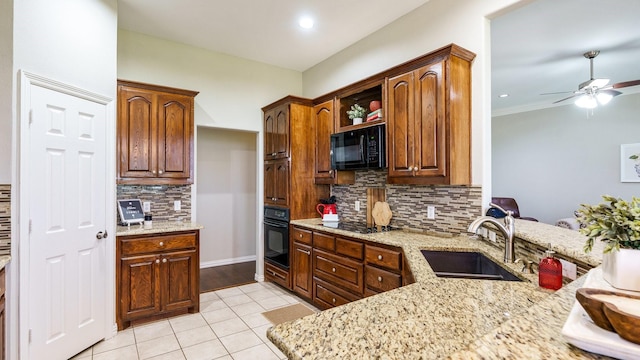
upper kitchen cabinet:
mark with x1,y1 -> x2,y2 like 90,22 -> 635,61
262,96 -> 330,219
386,45 -> 475,185
313,99 -> 354,185
117,80 -> 199,185
264,104 -> 289,160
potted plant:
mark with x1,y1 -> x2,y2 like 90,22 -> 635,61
577,195 -> 640,291
346,104 -> 367,125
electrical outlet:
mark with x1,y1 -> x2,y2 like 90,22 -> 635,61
427,206 -> 435,219
355,200 -> 360,211
174,200 -> 181,211
559,259 -> 577,280
488,230 -> 497,242
143,201 -> 151,213
479,227 -> 488,238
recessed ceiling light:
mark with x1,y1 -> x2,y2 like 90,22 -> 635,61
299,16 -> 314,29
499,94 -> 509,98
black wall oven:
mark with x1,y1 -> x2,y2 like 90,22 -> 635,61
264,206 -> 290,269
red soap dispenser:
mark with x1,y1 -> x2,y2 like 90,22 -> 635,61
539,245 -> 563,290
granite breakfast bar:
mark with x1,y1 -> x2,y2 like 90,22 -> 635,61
267,219 -> 613,359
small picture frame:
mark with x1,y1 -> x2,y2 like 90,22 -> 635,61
620,143 -> 640,183
117,199 -> 145,225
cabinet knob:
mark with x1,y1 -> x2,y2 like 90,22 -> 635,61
152,170 -> 156,174
272,153 -> 276,156
329,170 -> 333,175
299,233 -> 303,238
155,259 -> 160,264
162,258 -> 167,263
377,255 -> 383,260
158,170 -> 164,174
332,267 -> 336,273
332,298 -> 336,304
378,276 -> 383,282
159,241 -> 164,246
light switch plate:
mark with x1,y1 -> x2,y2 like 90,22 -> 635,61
174,200 -> 181,211
559,259 -> 577,280
355,200 -> 360,211
488,230 -> 497,242
427,206 -> 435,219
143,201 -> 151,212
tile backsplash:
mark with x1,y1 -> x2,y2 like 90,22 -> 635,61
331,170 -> 482,234
117,185 -> 192,223
0,185 -> 10,255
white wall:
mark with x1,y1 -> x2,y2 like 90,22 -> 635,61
196,127 -> 257,267
0,0 -> 12,183
302,0 -> 529,204
492,93 -> 640,224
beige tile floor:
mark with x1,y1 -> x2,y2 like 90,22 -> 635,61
70,282 -> 318,360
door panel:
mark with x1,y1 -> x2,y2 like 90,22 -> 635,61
313,101 -> 334,182
157,94 -> 191,178
28,83 -> 107,359
163,250 -> 198,311
387,73 -> 414,177
415,62 -> 446,177
119,88 -> 154,177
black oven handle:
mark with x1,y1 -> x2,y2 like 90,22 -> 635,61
360,134 -> 365,163
264,219 -> 289,228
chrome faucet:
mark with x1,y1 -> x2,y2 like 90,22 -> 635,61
468,203 -> 516,263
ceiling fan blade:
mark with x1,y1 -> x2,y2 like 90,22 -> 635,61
552,94 -> 580,104
599,89 -> 622,97
540,90 -> 574,95
611,79 -> 640,89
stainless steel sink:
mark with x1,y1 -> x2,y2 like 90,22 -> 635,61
421,250 -> 522,281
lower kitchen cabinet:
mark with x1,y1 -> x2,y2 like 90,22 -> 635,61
292,242 -> 313,299
117,230 -> 199,330
265,261 -> 291,289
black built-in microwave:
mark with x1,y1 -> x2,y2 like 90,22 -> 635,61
330,124 -> 385,170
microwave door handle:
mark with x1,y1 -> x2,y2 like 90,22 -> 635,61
360,135 -> 365,162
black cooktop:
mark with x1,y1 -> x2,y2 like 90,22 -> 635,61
322,221 -> 398,234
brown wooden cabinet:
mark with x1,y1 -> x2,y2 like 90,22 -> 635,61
386,46 -> 474,185
262,97 -> 330,219
265,261 -> 290,289
264,159 -> 289,207
117,80 -> 198,185
116,230 -> 199,330
291,227 -> 313,299
313,100 -> 354,185
364,244 -> 403,295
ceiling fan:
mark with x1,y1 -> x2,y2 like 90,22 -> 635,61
544,50 -> 640,109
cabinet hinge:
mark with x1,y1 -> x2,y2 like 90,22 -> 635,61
29,110 -> 33,126
29,329 -> 32,343
29,219 -> 32,235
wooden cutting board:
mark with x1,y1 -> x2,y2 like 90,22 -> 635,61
366,188 -> 386,228
372,201 -> 392,230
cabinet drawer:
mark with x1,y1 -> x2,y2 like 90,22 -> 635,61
365,265 -> 402,293
120,232 -> 197,256
313,249 -> 363,294
335,237 -> 364,260
365,245 -> 402,271
292,227 -> 312,245
313,232 -> 335,252
313,278 -> 359,310
265,262 -> 290,289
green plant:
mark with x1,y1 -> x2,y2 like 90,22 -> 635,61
577,195 -> 640,253
346,104 -> 367,119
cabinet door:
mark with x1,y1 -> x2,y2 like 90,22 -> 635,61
118,87 -> 157,178
264,161 -> 276,204
313,100 -> 334,183
292,242 -> 312,299
413,61 -> 446,178
120,254 -> 161,321
161,249 -> 199,312
264,109 -> 276,160
273,105 -> 290,159
157,93 -> 193,180
273,159 -> 289,206
387,71 -> 416,178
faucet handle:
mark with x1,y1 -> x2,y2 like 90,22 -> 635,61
489,203 -> 513,217
514,258 -> 535,273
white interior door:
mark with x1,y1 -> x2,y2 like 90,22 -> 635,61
27,83 -> 108,359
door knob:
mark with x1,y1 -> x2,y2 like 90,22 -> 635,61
96,231 -> 104,239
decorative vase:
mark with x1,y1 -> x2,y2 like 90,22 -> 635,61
369,100 -> 382,112
602,248 -> 640,292
352,118 -> 363,125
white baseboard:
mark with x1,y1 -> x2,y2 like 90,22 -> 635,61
200,255 -> 257,269
255,273 -> 265,282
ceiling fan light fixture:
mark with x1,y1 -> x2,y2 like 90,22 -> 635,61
596,91 -> 613,105
575,94 -> 597,109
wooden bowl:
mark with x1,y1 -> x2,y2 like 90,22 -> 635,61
603,301 -> 640,345
576,287 -> 640,342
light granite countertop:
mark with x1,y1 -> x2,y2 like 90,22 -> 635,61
0,255 -> 10,271
116,221 -> 203,237
267,218 -> 614,359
